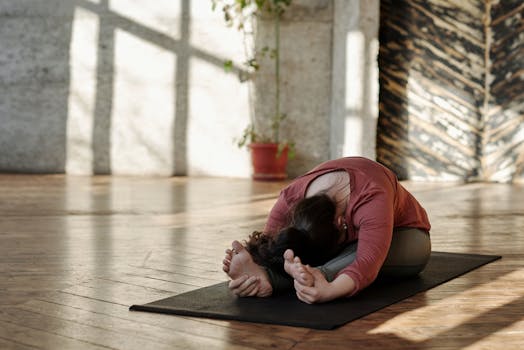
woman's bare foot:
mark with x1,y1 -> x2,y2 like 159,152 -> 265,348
226,240 -> 273,297
222,247 -> 234,273
283,249 -> 314,287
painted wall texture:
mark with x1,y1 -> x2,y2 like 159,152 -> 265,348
377,0 -> 524,182
0,0 -> 380,178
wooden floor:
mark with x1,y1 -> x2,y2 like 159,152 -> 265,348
0,175 -> 523,349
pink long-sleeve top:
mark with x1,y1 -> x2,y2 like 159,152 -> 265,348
263,157 -> 431,296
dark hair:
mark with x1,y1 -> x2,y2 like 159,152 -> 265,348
245,194 -> 341,274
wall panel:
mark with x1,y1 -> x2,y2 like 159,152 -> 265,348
377,0 -> 524,182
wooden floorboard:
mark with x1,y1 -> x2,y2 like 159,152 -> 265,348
0,175 -> 523,349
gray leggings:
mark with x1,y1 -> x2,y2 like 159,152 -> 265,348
266,227 -> 431,292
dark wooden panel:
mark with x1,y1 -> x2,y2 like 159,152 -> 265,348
377,0 -> 524,182
483,1 -> 524,181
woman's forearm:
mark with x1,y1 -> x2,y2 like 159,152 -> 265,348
326,274 -> 356,300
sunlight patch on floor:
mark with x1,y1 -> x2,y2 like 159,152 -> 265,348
368,268 -> 524,342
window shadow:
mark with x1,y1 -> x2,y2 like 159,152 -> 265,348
67,0 -> 231,175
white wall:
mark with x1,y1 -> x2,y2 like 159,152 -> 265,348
65,0 -> 252,177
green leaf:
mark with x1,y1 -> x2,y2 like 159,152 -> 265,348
223,60 -> 233,72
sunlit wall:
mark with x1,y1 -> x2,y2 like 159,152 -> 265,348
65,0 -> 251,176
330,0 -> 380,160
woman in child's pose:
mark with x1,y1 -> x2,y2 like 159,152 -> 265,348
223,157 -> 431,303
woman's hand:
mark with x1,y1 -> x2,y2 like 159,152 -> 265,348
293,266 -> 332,303
294,266 -> 355,304
228,275 -> 262,297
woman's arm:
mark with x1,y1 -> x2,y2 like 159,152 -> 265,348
336,187 -> 395,296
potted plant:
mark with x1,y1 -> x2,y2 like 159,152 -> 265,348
212,0 -> 294,180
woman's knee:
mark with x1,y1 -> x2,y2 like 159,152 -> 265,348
382,228 -> 431,274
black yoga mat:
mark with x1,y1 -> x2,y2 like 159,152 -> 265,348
130,252 -> 500,330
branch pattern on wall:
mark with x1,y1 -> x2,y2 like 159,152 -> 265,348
377,0 -> 524,182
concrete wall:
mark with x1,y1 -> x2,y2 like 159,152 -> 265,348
0,1 -> 74,173
254,0 -> 335,177
0,0 -> 380,177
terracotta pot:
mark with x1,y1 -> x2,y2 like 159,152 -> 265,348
249,143 -> 288,181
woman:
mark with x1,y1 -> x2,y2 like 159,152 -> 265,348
222,157 -> 431,304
